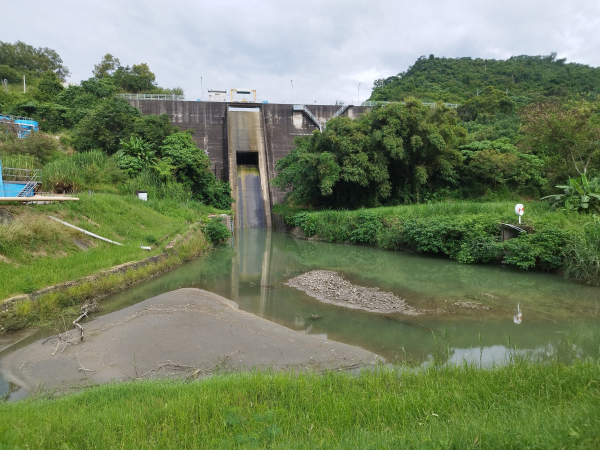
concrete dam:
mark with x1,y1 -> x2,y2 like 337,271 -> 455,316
128,100 -> 371,227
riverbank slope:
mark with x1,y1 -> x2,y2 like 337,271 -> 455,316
274,201 -> 600,285
0,193 -> 229,331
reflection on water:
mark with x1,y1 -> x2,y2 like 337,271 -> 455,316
87,228 -> 600,363
514,302 -> 523,324
2,229 -> 600,377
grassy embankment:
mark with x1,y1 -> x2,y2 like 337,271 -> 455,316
274,201 -> 600,285
0,360 -> 598,448
0,192 -> 228,331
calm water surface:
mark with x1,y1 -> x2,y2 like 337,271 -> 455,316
2,228 -> 599,399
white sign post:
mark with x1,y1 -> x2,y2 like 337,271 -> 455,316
515,204 -> 524,224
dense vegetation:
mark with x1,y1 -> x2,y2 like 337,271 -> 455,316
272,54 -> 600,283
273,97 -> 600,207
0,41 -> 233,209
370,53 -> 600,105
1,360 -> 599,448
275,201 -> 600,285
273,53 -> 600,208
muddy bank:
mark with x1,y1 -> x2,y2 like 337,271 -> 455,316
286,270 -> 422,315
0,289 -> 381,393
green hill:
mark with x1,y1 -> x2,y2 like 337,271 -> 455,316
370,53 -> 600,105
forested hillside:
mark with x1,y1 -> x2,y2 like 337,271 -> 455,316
370,53 -> 600,105
0,41 -> 232,209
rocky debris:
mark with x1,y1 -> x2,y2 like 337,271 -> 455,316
452,301 -> 491,310
286,270 -> 422,316
309,314 -> 321,320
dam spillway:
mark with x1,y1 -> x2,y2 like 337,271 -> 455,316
127,100 -> 373,225
227,107 -> 271,228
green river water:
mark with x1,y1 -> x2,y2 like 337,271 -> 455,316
2,228 -> 599,399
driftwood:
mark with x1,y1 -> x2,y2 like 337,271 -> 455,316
77,352 -> 95,372
135,350 -> 241,381
51,301 -> 100,355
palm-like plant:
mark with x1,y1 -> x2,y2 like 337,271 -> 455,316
116,136 -> 156,165
541,174 -> 600,213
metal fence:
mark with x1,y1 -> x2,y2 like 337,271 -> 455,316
0,114 -> 38,126
2,167 -> 42,183
360,100 -> 459,108
117,93 -> 185,101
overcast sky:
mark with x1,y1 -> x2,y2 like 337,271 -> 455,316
2,0 -> 599,104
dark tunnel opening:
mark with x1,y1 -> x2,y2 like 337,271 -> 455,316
236,151 -> 259,166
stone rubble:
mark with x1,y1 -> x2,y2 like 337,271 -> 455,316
286,270 -> 422,316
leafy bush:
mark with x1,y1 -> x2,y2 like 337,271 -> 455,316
294,212 -> 318,236
284,206 -> 575,272
0,129 -> 59,165
350,210 -> 381,244
542,174 -> 600,213
160,133 -> 233,209
203,218 -> 230,244
115,136 -> 156,176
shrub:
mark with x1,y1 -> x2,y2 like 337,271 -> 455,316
294,212 -> 318,236
203,218 -> 230,244
542,174 -> 600,213
0,129 -> 59,165
350,210 -> 381,244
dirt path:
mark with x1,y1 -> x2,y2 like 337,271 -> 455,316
0,289 -> 381,392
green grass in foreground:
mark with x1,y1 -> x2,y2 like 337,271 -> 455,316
1,361 -> 599,449
0,193 -> 226,300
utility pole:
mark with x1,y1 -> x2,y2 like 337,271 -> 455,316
201,77 -> 203,101
291,80 -> 294,104
358,83 -> 361,105
23,75 -> 26,93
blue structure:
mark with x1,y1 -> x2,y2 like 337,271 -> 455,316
0,114 -> 39,138
0,159 -> 41,198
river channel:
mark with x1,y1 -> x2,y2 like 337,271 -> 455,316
2,228 -> 600,399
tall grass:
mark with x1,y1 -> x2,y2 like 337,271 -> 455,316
0,153 -> 40,170
119,168 -> 191,202
564,219 -> 600,285
0,360 -> 598,448
42,150 -> 124,192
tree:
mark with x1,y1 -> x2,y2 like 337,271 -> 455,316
458,87 -> 515,121
73,97 -> 141,154
133,114 -> 174,149
272,100 -> 466,207
0,41 -> 70,80
520,100 -> 600,176
93,54 -> 121,78
460,139 -> 546,193
112,63 -> 157,93
159,132 -> 233,208
33,71 -> 64,102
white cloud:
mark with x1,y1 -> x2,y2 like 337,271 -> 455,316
2,0 -> 599,104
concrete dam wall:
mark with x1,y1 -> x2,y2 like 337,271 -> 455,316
128,100 -> 371,225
